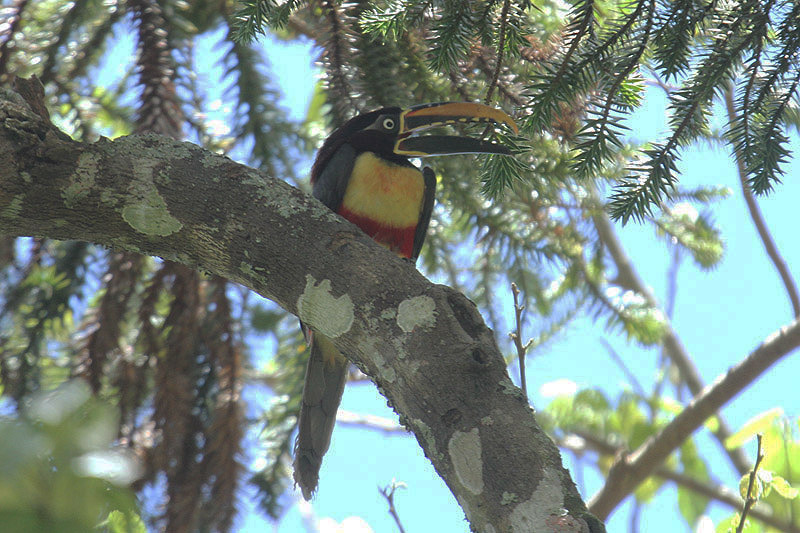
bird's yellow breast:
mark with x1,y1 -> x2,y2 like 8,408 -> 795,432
341,152 -> 425,227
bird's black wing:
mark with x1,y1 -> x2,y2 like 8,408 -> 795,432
311,143 -> 356,211
412,166 -> 436,261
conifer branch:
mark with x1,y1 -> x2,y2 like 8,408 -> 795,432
598,0 -> 653,124
64,4 -> 126,84
130,0 -> 183,137
74,252 -> 141,393
554,0 -> 595,88
320,0 -> 359,125
38,0 -> 92,86
202,277 -> 244,533
484,0 -> 510,104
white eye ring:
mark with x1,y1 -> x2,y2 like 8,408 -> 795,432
382,118 -> 395,130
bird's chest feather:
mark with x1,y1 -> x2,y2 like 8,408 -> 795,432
340,152 -> 425,227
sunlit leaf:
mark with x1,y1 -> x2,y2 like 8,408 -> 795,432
725,408 -> 783,449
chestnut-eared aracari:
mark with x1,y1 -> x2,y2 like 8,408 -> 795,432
294,102 -> 517,499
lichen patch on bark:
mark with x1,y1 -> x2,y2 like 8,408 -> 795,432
296,275 -> 354,338
510,467 -> 565,533
63,152 -> 100,207
396,295 -> 437,333
1,196 -> 23,219
448,428 -> 484,495
411,418 -> 441,460
369,345 -> 396,383
121,160 -> 182,236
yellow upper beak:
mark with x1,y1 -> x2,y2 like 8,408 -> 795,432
399,102 -> 518,135
393,102 -> 517,157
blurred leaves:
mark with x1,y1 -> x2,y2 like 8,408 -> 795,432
0,381 -> 141,533
655,205 -> 724,269
726,408 -> 784,450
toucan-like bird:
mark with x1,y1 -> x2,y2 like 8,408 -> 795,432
294,102 -> 518,499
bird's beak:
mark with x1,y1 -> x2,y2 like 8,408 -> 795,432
394,102 -> 518,157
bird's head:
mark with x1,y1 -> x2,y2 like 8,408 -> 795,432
312,102 -> 518,180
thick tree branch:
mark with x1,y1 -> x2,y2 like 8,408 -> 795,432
0,86 -> 603,533
588,317 -> 800,519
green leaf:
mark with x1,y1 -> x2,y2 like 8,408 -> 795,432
770,475 -> 800,500
716,514 -> 760,533
0,381 -> 140,531
725,408 -> 783,449
655,207 -> 725,269
100,510 -> 146,533
249,304 -> 284,333
677,441 -> 710,526
634,476 -> 663,503
678,485 -> 709,528
739,469 -> 773,501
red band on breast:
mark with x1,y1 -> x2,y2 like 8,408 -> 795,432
337,207 -> 416,259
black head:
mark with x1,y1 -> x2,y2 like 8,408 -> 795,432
311,102 -> 517,184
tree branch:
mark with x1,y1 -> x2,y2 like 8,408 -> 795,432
591,187 -> 753,476
723,86 -> 800,318
588,317 -> 800,519
563,430 -> 800,533
336,409 -> 407,434
380,480 -> 408,533
0,84 -> 603,533
738,435 -> 765,533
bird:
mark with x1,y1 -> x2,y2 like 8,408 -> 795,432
294,102 -> 518,499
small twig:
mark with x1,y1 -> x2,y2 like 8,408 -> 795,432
509,283 -> 533,397
598,338 -> 647,399
644,71 -> 678,95
380,480 -> 408,533
336,409 -> 407,434
630,501 -> 642,533
738,434 -> 766,533
475,49 -> 525,106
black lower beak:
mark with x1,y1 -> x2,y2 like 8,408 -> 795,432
395,135 -> 512,156
393,102 -> 517,157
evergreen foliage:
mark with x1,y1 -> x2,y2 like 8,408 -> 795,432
1,0 -> 799,531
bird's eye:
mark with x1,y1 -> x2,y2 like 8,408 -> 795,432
382,118 -> 396,130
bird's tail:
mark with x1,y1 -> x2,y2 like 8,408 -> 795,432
293,330 -> 348,500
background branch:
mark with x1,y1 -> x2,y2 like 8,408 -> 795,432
591,187 -> 753,475
588,318 -> 800,519
723,86 -> 800,318
563,430 -> 799,533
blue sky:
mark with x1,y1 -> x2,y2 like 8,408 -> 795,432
98,22 -> 800,533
